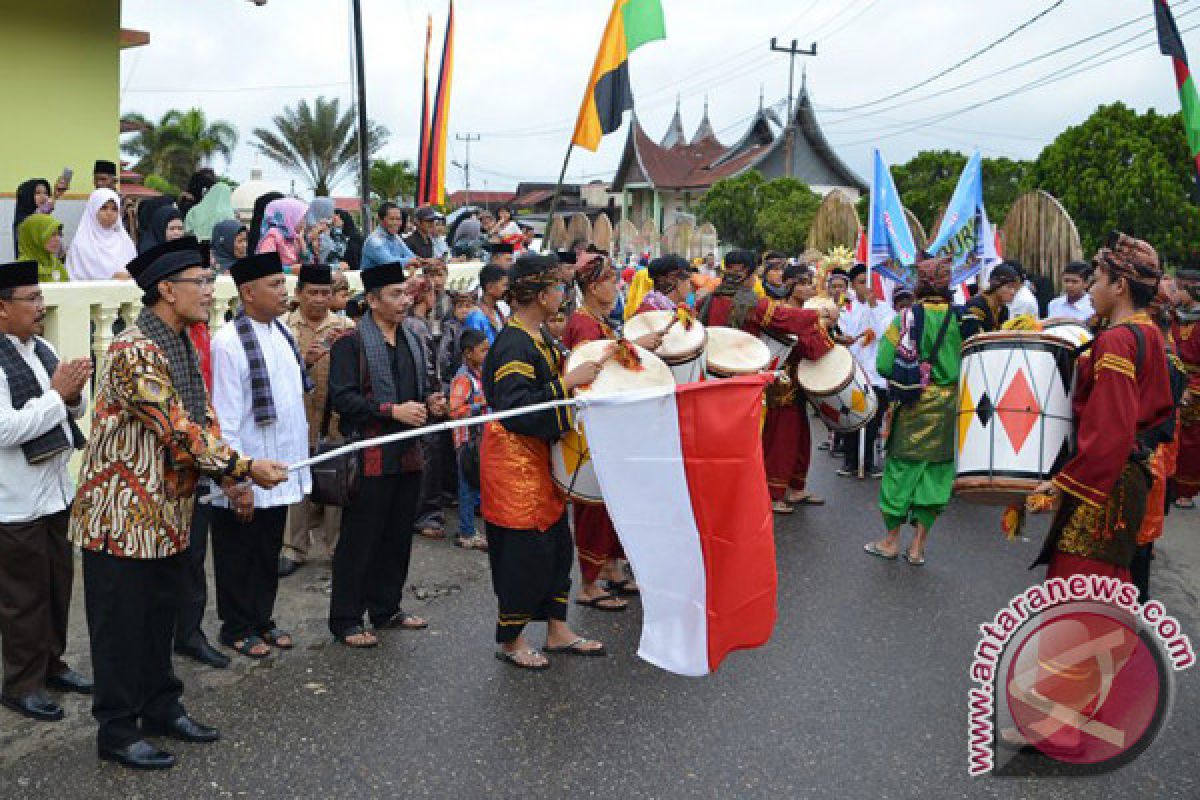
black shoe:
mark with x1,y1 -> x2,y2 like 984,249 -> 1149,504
175,639 -> 231,669
47,668 -> 93,695
98,739 -> 175,770
143,714 -> 220,744
1,691 -> 64,722
278,556 -> 301,577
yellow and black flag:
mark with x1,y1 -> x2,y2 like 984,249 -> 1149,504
571,0 -> 666,152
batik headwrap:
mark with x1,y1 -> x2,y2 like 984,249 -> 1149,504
915,255 -> 953,299
1092,232 -> 1161,289
575,256 -> 612,288
1176,268 -> 1200,306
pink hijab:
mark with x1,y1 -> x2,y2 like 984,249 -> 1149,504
259,197 -> 308,242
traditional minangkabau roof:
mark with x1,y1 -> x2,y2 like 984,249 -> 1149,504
613,81 -> 865,193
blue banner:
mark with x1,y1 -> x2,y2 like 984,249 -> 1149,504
866,149 -> 919,288
925,150 -> 999,286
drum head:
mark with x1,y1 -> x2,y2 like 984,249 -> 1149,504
624,310 -> 707,362
704,327 -> 771,376
794,346 -> 854,395
1042,322 -> 1093,348
566,339 -> 674,397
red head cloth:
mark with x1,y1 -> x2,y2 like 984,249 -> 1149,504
915,255 -> 953,296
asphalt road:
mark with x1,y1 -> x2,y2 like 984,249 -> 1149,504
1,456 -> 1197,799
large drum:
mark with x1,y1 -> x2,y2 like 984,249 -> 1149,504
623,310 -> 707,384
551,340 -> 673,504
954,331 -> 1080,504
760,328 -> 797,372
794,346 -> 879,432
1041,319 -> 1093,349
704,327 -> 771,379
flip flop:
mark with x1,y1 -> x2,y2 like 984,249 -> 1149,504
772,501 -> 795,514
334,626 -> 378,649
575,593 -> 627,612
223,634 -> 270,659
260,628 -> 294,649
904,551 -> 926,566
795,494 -> 825,506
495,649 -> 550,671
376,611 -> 428,630
863,542 -> 899,561
544,637 -> 606,657
606,579 -> 640,597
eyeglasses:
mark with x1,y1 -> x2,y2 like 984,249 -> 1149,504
166,276 -> 217,287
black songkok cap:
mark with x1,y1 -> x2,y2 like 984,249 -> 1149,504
362,262 -> 408,292
485,241 -> 515,255
648,255 -> 694,279
510,252 -> 559,284
298,264 -> 333,286
127,236 -> 206,290
231,251 -> 284,287
0,260 -> 40,290
93,160 -> 118,176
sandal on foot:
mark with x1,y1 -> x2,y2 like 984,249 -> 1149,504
418,527 -> 443,540
495,649 -> 549,671
224,634 -> 270,659
904,551 -> 926,566
771,501 -> 795,514
334,626 -> 378,648
863,542 -> 899,561
575,592 -> 627,612
794,493 -> 825,506
376,611 -> 428,630
260,628 -> 294,649
606,579 -> 640,597
545,637 -> 606,657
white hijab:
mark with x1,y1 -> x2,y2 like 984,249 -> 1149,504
65,189 -> 136,280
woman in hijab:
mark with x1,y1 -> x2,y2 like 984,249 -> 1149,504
333,209 -> 363,269
17,213 -> 68,282
65,188 -> 136,280
136,195 -> 177,253
184,181 -> 235,241
210,219 -> 248,272
12,179 -> 54,258
143,205 -> 185,253
178,168 -> 217,218
304,196 -> 337,264
256,196 -> 309,270
247,191 -> 284,254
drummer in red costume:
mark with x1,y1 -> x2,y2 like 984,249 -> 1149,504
562,255 -> 663,610
1030,233 -> 1174,581
1170,265 -> 1200,507
761,264 -> 835,512
697,249 -> 834,342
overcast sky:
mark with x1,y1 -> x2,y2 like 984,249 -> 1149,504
119,0 -> 1195,198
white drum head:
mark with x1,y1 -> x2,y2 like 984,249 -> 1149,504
1042,322 -> 1092,348
794,346 -> 854,395
566,339 -> 674,397
624,310 -> 707,363
704,327 -> 771,376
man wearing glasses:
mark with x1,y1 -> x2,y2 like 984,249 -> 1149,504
0,260 -> 92,723
69,237 -> 288,770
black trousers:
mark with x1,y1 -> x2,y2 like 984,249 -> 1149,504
1131,543 -> 1154,604
414,434 -> 447,532
329,474 -> 421,636
210,506 -> 287,643
843,387 -> 888,473
485,516 -> 573,644
174,501 -> 212,650
0,510 -> 72,698
83,549 -> 185,749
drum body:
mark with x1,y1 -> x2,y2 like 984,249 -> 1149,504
954,331 -> 1078,505
624,310 -> 707,385
551,340 -> 673,504
704,327 -> 771,378
794,346 -> 878,432
759,328 -> 797,372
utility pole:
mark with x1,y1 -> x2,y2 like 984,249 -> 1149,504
351,0 -> 372,232
455,133 -> 480,205
769,38 -> 817,178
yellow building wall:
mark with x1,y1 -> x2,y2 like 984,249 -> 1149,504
0,0 -> 120,195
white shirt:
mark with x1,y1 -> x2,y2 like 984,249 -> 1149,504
210,318 -> 311,509
1047,293 -> 1094,322
0,335 -> 86,523
840,298 -> 895,389
1008,283 -> 1040,320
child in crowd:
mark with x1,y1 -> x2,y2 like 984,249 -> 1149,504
438,291 -> 477,393
449,328 -> 490,550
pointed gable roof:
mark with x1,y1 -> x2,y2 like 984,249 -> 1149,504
660,97 -> 686,149
691,97 -> 716,145
748,83 -> 867,192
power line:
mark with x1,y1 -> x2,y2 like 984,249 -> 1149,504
826,0 -> 1069,112
816,0 -> 883,43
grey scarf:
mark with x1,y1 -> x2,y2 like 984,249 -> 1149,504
359,311 -> 400,406
0,336 -> 85,463
136,308 -> 208,424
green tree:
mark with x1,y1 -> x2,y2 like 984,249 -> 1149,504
886,150 -> 1033,233
369,158 -> 417,204
253,96 -> 388,196
1029,102 -> 1200,266
755,177 -> 822,253
696,171 -> 766,249
120,109 -> 238,190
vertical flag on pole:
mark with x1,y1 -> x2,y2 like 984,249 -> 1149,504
417,2 -> 455,206
866,149 -> 919,290
571,0 -> 666,152
416,16 -> 433,205
925,150 -> 1000,287
1155,0 -> 1200,201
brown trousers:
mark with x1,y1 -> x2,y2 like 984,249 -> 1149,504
0,510 -> 72,697
282,497 -> 342,563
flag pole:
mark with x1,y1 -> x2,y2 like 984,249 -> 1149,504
542,143 -> 576,253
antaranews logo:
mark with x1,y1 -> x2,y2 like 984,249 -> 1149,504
967,575 -> 1194,777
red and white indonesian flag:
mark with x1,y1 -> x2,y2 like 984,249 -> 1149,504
579,375 -> 777,676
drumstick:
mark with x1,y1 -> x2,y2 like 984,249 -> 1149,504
660,316 -> 679,336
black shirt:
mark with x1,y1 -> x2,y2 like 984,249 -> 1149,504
329,330 -> 421,474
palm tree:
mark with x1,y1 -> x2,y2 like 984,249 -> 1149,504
369,159 -> 417,204
120,109 -> 238,189
252,96 -> 388,196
